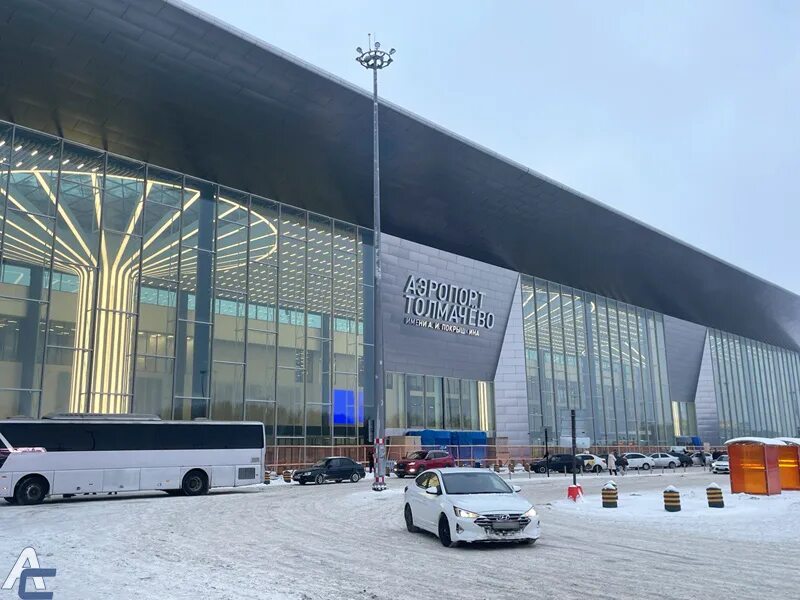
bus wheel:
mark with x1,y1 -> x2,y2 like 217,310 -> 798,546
15,475 -> 49,505
3,497 -> 17,504
181,470 -> 209,496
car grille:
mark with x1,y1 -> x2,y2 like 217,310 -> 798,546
474,513 -> 530,532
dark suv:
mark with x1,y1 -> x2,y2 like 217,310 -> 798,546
394,450 -> 455,478
530,454 -> 585,474
292,457 -> 366,485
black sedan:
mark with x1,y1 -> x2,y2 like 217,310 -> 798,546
293,457 -> 366,485
529,454 -> 585,474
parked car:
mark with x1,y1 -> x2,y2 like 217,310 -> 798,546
690,452 -> 713,466
712,454 -> 730,474
622,453 -> 655,470
577,453 -> 608,473
393,450 -> 455,478
530,454 -> 585,474
403,468 -> 540,547
667,451 -> 693,467
292,457 -> 365,485
650,452 -> 680,468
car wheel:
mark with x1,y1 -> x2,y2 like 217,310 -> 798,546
593,465 -> 602,473
438,515 -> 456,548
315,474 -> 325,485
404,504 -> 419,533
181,470 -> 209,496
668,462 -> 676,469
537,466 -> 547,474
3,496 -> 17,504
335,480 -> 342,483
350,472 -> 361,483
642,463 -> 651,471
299,480 -> 306,485
15,475 -> 49,506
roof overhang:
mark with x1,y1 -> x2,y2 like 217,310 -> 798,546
2,0 -> 799,350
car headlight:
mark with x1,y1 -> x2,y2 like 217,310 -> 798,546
454,507 -> 480,519
523,506 -> 537,518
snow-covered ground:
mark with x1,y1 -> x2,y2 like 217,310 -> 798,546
2,469 -> 799,600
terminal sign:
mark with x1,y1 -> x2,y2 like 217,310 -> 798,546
402,275 -> 495,337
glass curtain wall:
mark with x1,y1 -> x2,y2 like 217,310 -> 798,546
0,122 -> 372,447
385,372 -> 494,432
521,275 -> 673,445
709,329 -> 800,440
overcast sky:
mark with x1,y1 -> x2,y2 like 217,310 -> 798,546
185,0 -> 800,293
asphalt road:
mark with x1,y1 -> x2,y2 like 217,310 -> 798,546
1,469 -> 798,600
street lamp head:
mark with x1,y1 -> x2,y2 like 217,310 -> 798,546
355,36 -> 396,70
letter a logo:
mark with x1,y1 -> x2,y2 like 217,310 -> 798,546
2,547 -> 46,591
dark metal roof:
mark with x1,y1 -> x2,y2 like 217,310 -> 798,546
2,0 -> 799,351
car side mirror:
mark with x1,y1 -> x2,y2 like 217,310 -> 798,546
426,486 -> 439,495
512,485 -> 522,493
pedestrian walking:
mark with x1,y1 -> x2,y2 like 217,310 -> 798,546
367,450 -> 375,474
618,454 -> 628,476
607,451 -> 617,476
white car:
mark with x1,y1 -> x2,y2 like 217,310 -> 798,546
577,453 -> 608,473
622,453 -> 655,470
650,453 -> 680,469
712,455 -> 730,474
691,452 -> 714,466
403,468 -> 541,547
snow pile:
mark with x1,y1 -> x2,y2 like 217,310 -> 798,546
552,484 -> 800,542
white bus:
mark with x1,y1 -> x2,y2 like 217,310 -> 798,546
0,415 -> 266,505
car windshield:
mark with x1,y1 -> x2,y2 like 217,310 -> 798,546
406,451 -> 427,460
441,472 -> 512,495
719,455 -> 728,461
312,460 -> 327,468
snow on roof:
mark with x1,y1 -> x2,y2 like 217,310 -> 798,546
776,437 -> 800,446
725,437 -> 787,446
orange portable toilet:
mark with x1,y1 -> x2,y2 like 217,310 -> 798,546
725,437 -> 784,495
775,438 -> 800,491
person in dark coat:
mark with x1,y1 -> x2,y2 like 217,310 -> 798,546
617,454 -> 629,475
367,450 -> 375,473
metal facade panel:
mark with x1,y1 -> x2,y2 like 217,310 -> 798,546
694,333 -> 722,445
381,235 -> 518,381
2,0 -> 800,352
663,315 -> 707,404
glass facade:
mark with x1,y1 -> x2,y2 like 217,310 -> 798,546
0,122 -> 373,446
385,371 -> 494,432
521,275 -> 673,445
708,330 -> 800,440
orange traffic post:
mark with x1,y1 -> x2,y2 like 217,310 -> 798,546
726,437 -> 784,495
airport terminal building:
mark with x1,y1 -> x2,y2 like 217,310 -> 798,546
1,0 -> 799,449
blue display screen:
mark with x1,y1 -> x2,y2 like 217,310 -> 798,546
332,389 -> 364,425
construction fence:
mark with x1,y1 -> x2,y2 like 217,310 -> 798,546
266,444 -> 722,472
